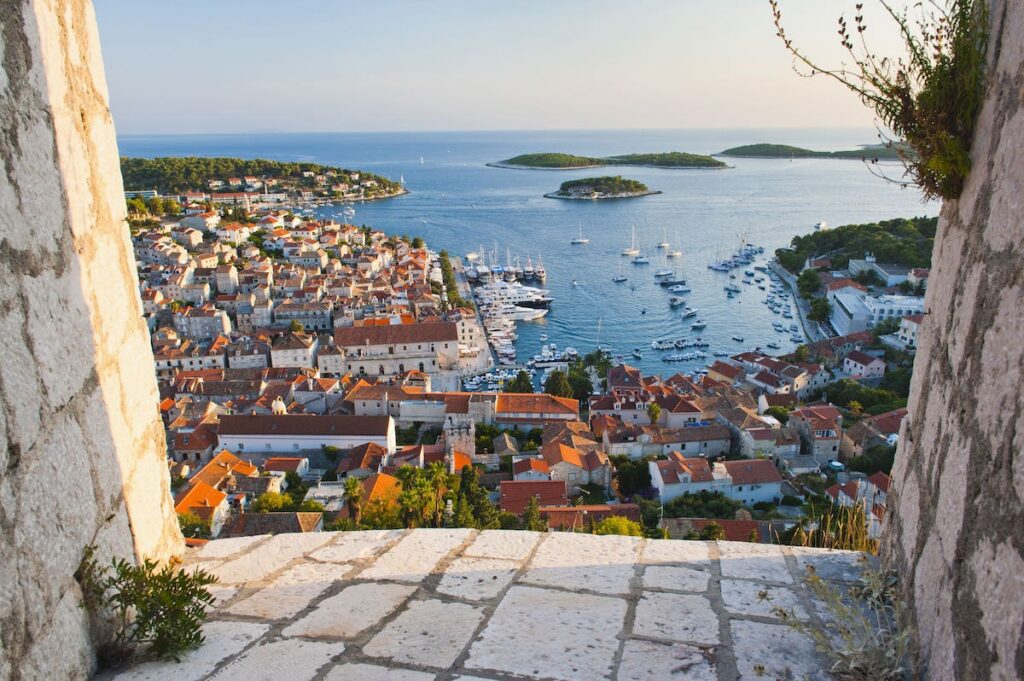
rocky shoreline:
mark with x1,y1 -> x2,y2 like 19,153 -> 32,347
543,190 -> 662,200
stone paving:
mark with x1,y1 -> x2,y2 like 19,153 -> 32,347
107,529 -> 866,681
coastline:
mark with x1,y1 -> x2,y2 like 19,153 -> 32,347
543,190 -> 662,200
487,162 -> 730,171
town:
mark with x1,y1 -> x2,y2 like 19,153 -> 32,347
134,177 -> 925,547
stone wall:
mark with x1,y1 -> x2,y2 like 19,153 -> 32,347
0,1 -> 183,679
884,1 -> 1024,678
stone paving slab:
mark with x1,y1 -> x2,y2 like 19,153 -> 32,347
363,598 -> 485,668
115,532 -> 867,681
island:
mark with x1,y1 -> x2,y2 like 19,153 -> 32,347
489,151 -> 727,170
120,156 -> 406,203
717,143 -> 904,160
544,176 -> 659,200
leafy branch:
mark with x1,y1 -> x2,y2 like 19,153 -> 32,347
769,0 -> 989,200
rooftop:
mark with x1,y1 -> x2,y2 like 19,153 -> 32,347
107,529 -> 863,681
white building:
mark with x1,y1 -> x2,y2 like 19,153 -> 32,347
649,453 -> 783,506
271,332 -> 318,369
217,414 -> 397,454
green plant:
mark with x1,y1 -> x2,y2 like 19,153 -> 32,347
792,502 -> 879,553
699,521 -> 726,540
770,0 -> 989,200
765,560 -> 915,680
76,546 -> 218,666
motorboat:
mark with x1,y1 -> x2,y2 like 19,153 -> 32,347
654,269 -> 673,278
691,320 -> 707,330
613,274 -> 628,283
667,248 -> 683,258
658,278 -> 688,287
632,255 -> 650,265
632,348 -> 643,359
668,296 -> 687,307
681,307 -> 698,319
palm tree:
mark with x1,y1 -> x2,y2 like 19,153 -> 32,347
343,476 -> 364,526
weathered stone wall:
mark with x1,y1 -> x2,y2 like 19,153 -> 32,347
0,1 -> 183,679
884,1 -> 1024,679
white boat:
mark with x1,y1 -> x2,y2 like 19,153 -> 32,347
632,255 -> 650,265
654,269 -> 673,278
622,225 -> 640,256
668,284 -> 691,293
681,307 -> 698,319
657,228 -> 670,250
632,348 -> 643,359
539,332 -> 548,341
668,296 -> 687,307
534,255 -> 546,280
570,223 -> 590,245
767,341 -> 781,349
613,274 -> 627,283
691,320 -> 707,330
667,248 -> 683,258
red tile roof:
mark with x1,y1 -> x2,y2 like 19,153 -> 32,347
499,480 -> 568,514
721,459 -> 782,485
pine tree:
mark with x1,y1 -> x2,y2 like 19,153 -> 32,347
522,495 -> 547,532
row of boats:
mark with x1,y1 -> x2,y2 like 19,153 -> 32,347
466,247 -> 547,283
707,242 -> 767,271
474,279 -> 554,365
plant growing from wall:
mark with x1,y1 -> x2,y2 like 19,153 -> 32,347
76,546 -> 218,667
764,560 -> 915,680
770,0 -> 988,200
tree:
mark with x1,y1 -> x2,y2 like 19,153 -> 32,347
765,406 -> 790,424
611,455 -> 653,499
126,197 -> 148,215
411,237 -> 425,249
522,495 -> 547,532
848,400 -> 864,418
297,500 -> 325,513
144,196 -> 165,215
872,316 -> 901,338
163,199 -> 181,216
543,370 -> 573,399
663,490 -> 742,519
343,476 -> 364,525
797,269 -> 822,298
288,320 -> 305,333
504,370 -> 534,394
252,491 -> 292,513
593,516 -> 643,537
699,521 -> 726,540
748,528 -> 760,543
177,512 -> 209,539
646,402 -> 662,425
808,297 -> 832,322
793,344 -> 810,362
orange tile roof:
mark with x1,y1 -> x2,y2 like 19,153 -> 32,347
174,481 -> 226,516
496,393 -> 578,415
499,480 -> 568,514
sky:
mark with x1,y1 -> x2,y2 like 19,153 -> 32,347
94,0 -> 912,134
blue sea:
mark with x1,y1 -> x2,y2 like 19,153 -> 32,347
118,129 -> 937,376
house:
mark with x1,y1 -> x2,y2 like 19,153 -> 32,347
335,442 -> 388,478
334,472 -> 401,518
541,503 -> 642,531
333,322 -> 459,378
540,441 -> 611,494
896,314 -> 924,349
607,364 -> 645,397
271,332 -> 318,369
649,452 -> 782,505
263,456 -> 310,478
499,480 -> 568,514
825,471 -> 891,538
707,361 -> 744,386
217,414 -> 397,454
183,449 -> 259,493
602,422 -> 732,459
840,408 -> 907,458
511,457 -> 551,481
221,512 -> 323,538
789,405 -> 843,464
843,350 -> 886,379
174,481 -> 229,538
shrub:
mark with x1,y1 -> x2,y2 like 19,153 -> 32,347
699,522 -> 727,540
76,546 -> 218,666
593,516 -> 643,537
781,494 -> 803,506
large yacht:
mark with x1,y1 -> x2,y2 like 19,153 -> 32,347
570,223 -> 590,245
622,225 -> 640,256
474,279 -> 552,309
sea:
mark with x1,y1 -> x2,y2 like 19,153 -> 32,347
118,129 -> 938,377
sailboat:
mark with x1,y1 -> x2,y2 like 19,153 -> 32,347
612,262 -> 627,283
570,222 -> 590,245
622,225 -> 640,256
657,227 -> 670,250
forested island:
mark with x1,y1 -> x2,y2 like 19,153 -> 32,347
490,151 -> 727,169
120,156 -> 405,200
545,176 -> 658,200
718,143 -> 903,160
775,216 -> 937,274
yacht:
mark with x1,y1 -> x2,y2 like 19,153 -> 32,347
622,225 -> 640,256
613,274 -> 628,283
657,228 -> 670,250
667,248 -> 683,258
658,277 -> 688,287
691,320 -> 707,330
724,284 -> 741,293
654,269 -> 673,278
570,223 -> 590,245
767,341 -> 782,350
523,257 -> 535,279
668,296 -> 687,307
681,307 -> 699,319
534,255 -> 547,280
474,279 -> 552,308
668,284 -> 691,293
632,255 -> 650,265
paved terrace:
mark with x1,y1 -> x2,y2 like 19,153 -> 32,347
108,529 -> 864,681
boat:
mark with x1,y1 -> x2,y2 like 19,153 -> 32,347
815,220 -> 828,230
632,255 -> 650,265
534,255 -> 547,280
622,225 -> 640,256
657,228 -> 670,250
681,307 -> 698,319
691,320 -> 707,330
667,248 -> 683,258
658,278 -> 688,287
732,335 -> 745,342
632,348 -> 643,359
654,269 -> 673,278
570,223 -> 590,245
613,274 -> 627,283
668,284 -> 691,293
539,333 -> 548,341
668,296 -> 687,307
725,284 -> 741,293
767,341 -> 781,349
571,280 -> 579,287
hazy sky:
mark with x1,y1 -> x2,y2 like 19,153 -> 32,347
95,0 -> 911,134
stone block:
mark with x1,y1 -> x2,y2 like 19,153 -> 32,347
642,564 -> 710,592
208,638 -> 341,680
194,535 -> 267,561
717,541 -> 792,583
632,592 -> 719,645
720,580 -> 808,620
224,561 -> 354,620
110,620 -> 268,681
359,528 -> 472,582
309,530 -> 404,563
323,663 -> 435,681
283,582 -> 416,639
363,599 -> 484,668
207,532 -> 335,584
465,585 -> 626,680
521,532 -> 640,595
641,538 -> 712,567
437,556 -> 519,601
789,546 -> 865,583
463,529 -> 541,561
617,639 -> 716,681
731,620 -> 827,680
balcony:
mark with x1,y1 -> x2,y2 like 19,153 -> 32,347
106,529 -> 861,680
